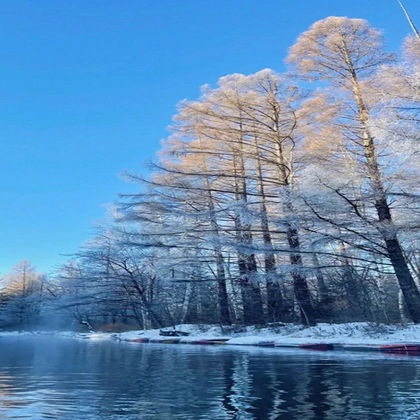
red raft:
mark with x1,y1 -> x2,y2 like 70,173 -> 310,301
336,343 -> 420,356
274,342 -> 333,351
379,344 -> 420,355
149,338 -> 181,344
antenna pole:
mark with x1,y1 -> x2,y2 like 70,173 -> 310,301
398,0 -> 420,40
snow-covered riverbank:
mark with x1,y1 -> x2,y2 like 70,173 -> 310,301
2,322 -> 420,348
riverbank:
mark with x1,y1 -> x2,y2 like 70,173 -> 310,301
2,322 -> 420,354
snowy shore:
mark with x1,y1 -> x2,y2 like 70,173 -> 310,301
2,322 -> 420,348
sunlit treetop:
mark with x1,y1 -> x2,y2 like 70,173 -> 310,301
287,16 -> 396,81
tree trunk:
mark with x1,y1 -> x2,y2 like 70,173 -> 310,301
206,182 -> 232,325
311,252 -> 328,303
287,225 -> 317,326
233,149 -> 264,325
254,135 -> 285,322
272,123 -> 316,325
311,251 -> 330,318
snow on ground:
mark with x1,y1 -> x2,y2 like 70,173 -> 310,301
2,322 -> 419,345
114,322 -> 420,345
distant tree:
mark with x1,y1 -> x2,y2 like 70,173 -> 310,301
0,260 -> 45,328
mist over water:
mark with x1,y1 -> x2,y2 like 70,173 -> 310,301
0,336 -> 419,419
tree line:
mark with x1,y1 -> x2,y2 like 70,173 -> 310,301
1,17 -> 419,331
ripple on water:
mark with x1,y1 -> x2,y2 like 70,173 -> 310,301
0,336 -> 419,419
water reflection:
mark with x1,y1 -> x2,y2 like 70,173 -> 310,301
0,336 -> 419,419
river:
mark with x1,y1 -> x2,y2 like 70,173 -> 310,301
0,335 -> 419,419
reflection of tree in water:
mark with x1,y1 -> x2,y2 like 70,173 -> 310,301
0,373 -> 29,412
221,355 -> 238,418
0,339 -> 36,414
215,351 -> 420,420
0,338 -> 419,419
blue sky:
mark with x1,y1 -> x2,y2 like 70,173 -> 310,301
1,0 -> 418,275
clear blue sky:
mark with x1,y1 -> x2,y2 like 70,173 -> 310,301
1,0 -> 418,275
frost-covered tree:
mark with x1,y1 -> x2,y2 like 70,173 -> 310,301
288,17 -> 420,322
0,260 -> 46,328
50,16 -> 420,329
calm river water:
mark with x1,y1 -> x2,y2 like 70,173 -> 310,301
0,335 -> 419,419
